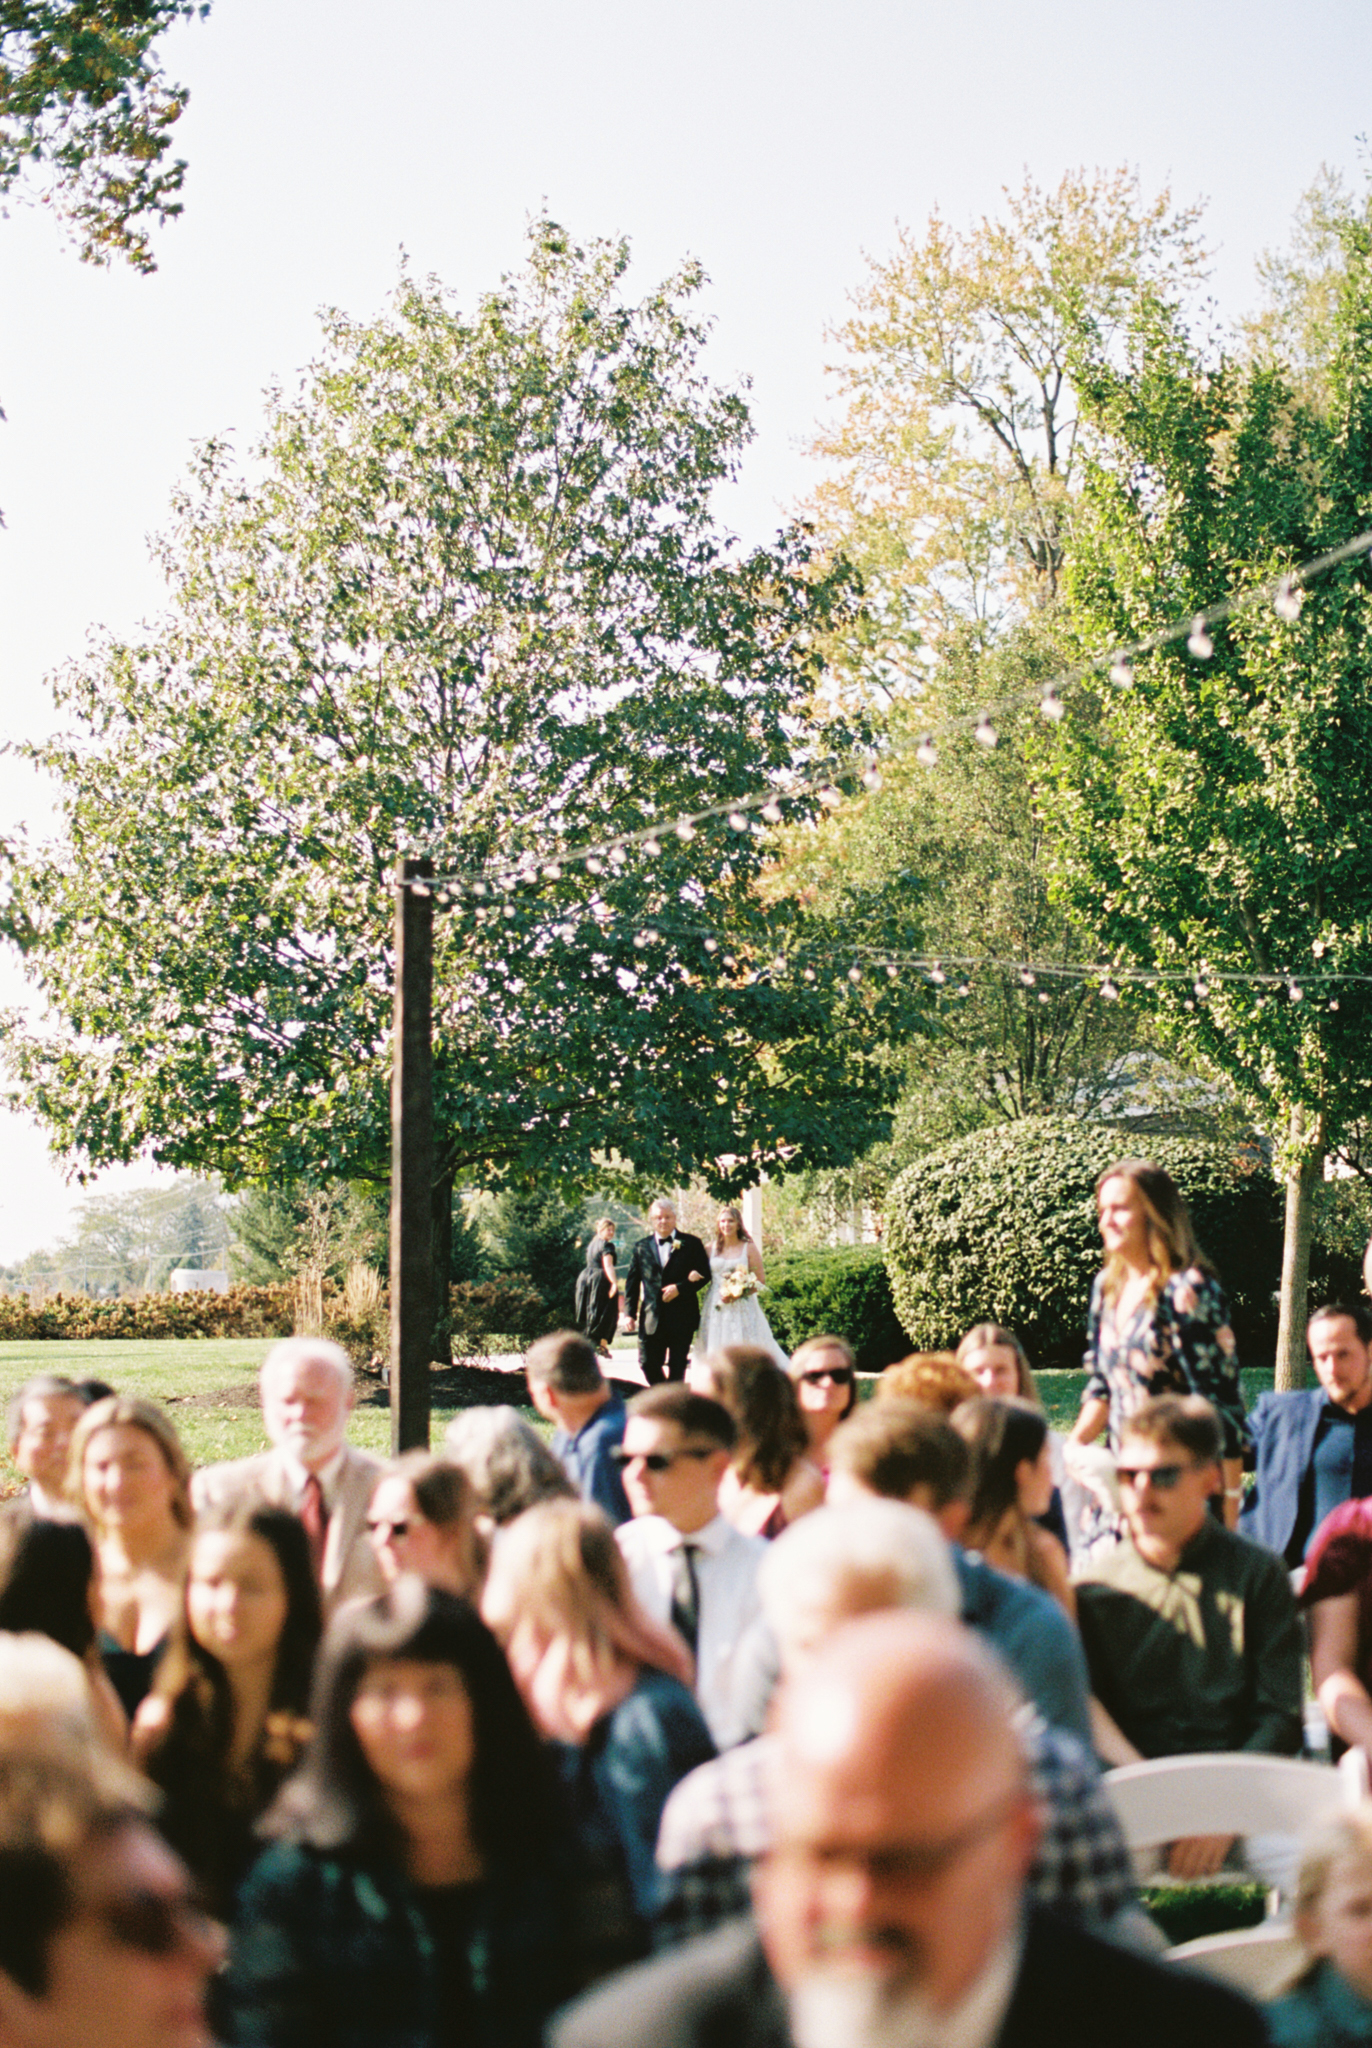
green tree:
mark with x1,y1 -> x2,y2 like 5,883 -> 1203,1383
4,224 -> 899,1275
1,0 -> 207,270
1042,177 -> 1372,1384
17,1172 -> 229,1293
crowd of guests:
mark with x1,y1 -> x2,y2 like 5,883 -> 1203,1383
9,1161 -> 1372,2047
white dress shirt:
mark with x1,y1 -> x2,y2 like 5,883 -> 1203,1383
277,1444 -> 348,1513
617,1512 -> 765,1750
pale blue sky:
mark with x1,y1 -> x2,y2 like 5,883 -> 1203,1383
0,0 -> 1368,1259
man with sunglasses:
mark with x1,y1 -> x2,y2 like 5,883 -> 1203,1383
0,1748 -> 222,2048
615,1386 -> 766,1749
1076,1393 -> 1302,1877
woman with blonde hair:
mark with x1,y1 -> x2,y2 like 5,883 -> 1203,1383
877,1351 -> 978,1415
696,1204 -> 785,1363
787,1335 -> 859,1468
696,1345 -> 824,1538
482,1498 -> 714,1974
576,1217 -> 621,1358
956,1322 -> 1077,1557
67,1393 -> 193,1716
1070,1158 -> 1247,1528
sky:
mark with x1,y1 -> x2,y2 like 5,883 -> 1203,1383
0,0 -> 1369,1262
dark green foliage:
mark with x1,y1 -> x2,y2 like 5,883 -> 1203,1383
448,1276 -> 551,1356
884,1117 -> 1285,1372
1140,1885 -> 1267,1945
479,1190 -> 586,1325
762,1246 -> 909,1373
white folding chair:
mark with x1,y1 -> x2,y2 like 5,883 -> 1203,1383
1104,1748 -> 1369,1901
1167,1921 -> 1306,1999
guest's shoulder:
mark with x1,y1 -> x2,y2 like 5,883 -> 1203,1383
1015,1909 -> 1268,2043
617,1513 -> 672,1560
190,1449 -> 275,1503
341,1445 -> 386,1480
551,1919 -> 780,2048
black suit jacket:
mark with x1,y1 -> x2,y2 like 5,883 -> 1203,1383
623,1231 -> 712,1338
549,1911 -> 1270,2048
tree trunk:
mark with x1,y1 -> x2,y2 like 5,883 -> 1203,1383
1273,1125 -> 1321,1391
430,1153 -> 455,1366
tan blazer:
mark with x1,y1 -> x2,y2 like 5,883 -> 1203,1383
190,1444 -> 387,1614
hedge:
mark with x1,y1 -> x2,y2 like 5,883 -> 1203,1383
762,1246 -> 910,1374
883,1118 -> 1287,1373
0,1285 -> 295,1342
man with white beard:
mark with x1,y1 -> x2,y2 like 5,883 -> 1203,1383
552,1612 -> 1266,2048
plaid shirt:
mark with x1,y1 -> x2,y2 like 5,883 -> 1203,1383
652,1715 -> 1135,1950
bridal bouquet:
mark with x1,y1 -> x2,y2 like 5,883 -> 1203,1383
718,1266 -> 763,1304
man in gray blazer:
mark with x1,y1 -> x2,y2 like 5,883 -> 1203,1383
191,1337 -> 385,1613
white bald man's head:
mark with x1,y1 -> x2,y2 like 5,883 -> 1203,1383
757,1500 -> 961,1669
753,1611 -> 1040,2046
259,1338 -> 355,1472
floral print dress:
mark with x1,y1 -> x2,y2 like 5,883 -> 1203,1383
1083,1265 -> 1249,1460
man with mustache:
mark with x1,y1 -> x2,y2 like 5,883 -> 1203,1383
553,1611 -> 1266,2048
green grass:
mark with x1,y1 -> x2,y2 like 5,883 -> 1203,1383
0,1338 -> 541,1485
1036,1367 -> 1276,1435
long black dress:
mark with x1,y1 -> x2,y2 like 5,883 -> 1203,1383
575,1235 -> 619,1346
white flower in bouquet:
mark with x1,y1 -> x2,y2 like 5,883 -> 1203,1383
718,1265 -> 763,1304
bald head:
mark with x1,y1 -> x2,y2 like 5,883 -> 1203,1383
755,1612 -> 1038,2029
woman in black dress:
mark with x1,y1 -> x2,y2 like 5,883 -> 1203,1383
575,1218 -> 620,1357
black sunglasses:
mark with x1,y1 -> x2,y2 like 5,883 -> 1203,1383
1116,1462 -> 1195,1493
84,1888 -> 218,1959
367,1518 -> 411,1540
609,1446 -> 717,1473
798,1366 -> 855,1388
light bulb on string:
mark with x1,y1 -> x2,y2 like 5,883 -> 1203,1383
847,966 -> 863,984
675,820 -> 697,841
1039,688 -> 1065,722
472,880 -> 488,898
585,856 -> 603,875
1109,657 -> 1135,688
1187,615 -> 1214,659
803,966 -> 816,981
608,844 -> 627,867
772,957 -> 788,976
818,785 -> 843,809
1274,576 -> 1304,622
974,714 -> 998,748
955,981 -> 971,997
916,736 -> 938,767
886,962 -> 899,979
862,760 -> 883,790
1038,991 -> 1050,1004
703,937 -> 719,954
1100,978 -> 1120,1002
928,965 -> 946,984
1019,968 -> 1036,987
1288,980 -> 1304,1003
1331,998 -> 1341,1011
542,863 -> 563,881
1194,977 -> 1210,1000
642,837 -> 662,857
727,812 -> 750,832
761,800 -> 783,824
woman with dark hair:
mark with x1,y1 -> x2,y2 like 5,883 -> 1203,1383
575,1218 -> 621,1358
66,1394 -> 195,1717
1070,1158 -> 1247,1528
951,1396 -> 1075,1617
365,1453 -> 480,1597
0,1513 -> 127,1746
697,1347 -> 824,1538
134,1506 -> 322,1914
222,1581 -> 572,2048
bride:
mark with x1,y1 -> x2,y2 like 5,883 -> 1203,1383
696,1206 -> 787,1365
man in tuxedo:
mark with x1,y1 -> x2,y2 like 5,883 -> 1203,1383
191,1337 -> 385,1615
622,1199 -> 711,1385
552,1611 -> 1266,2048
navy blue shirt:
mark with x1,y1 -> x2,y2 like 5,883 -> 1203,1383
553,1394 -> 632,1527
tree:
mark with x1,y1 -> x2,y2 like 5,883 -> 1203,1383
13,1172 -> 229,1293
3,224 -> 900,1279
1,0 -> 206,270
1042,177 -> 1372,1384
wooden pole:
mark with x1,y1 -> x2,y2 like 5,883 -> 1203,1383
390,855 -> 434,1452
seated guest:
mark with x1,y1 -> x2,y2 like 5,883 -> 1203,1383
956,1322 -> 1078,1557
0,1745 -> 222,2048
554,1613 -> 1267,2048
525,1331 -> 632,1527
823,1398 -> 1093,1744
1270,1807 -> 1372,2046
784,1337 -> 857,1473
443,1405 -> 577,1528
1077,1393 -> 1303,1876
192,1338 -> 384,1614
365,1452 -> 481,1596
876,1350 -> 978,1413
483,1498 -> 715,1980
68,1395 -> 192,1719
0,1514 -> 128,1747
951,1395 -> 1075,1616
0,1633 -> 107,1760
1300,1490 -> 1372,1761
134,1506 -> 321,1916
223,1582 -> 572,2048
5,1373 -> 84,1520
613,1387 -> 765,1751
654,1499 -> 1138,1952
1244,1304 -> 1372,1567
695,1348 -> 824,1538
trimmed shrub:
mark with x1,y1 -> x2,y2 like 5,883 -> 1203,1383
448,1274 -> 551,1356
883,1118 -> 1284,1373
762,1246 -> 910,1374
0,1285 -> 295,1342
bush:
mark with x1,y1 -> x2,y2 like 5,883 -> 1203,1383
0,1284 -> 295,1342
883,1118 -> 1285,1373
448,1274 -> 552,1356
763,1247 -> 910,1374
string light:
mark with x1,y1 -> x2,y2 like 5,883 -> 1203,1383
728,811 -> 750,832
916,737 -> 938,767
974,715 -> 998,749
818,785 -> 844,809
642,838 -> 662,857
1187,615 -> 1214,659
1039,688 -> 1065,722
761,800 -> 783,824
862,760 -> 883,790
1274,576 -> 1304,622
675,820 -> 697,842
1109,657 -> 1135,689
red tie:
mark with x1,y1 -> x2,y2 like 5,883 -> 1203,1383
300,1473 -> 328,1582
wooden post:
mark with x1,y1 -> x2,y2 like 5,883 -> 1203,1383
390,856 -> 434,1452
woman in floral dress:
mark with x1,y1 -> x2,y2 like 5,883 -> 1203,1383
1070,1158 -> 1248,1532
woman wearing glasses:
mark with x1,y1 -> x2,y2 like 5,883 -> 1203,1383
1070,1159 -> 1247,1537
365,1453 -> 482,1597
786,1336 -> 859,1472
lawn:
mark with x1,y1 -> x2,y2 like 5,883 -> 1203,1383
1035,1367 -> 1276,1436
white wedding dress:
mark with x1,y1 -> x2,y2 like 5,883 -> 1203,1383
696,1247 -> 788,1365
